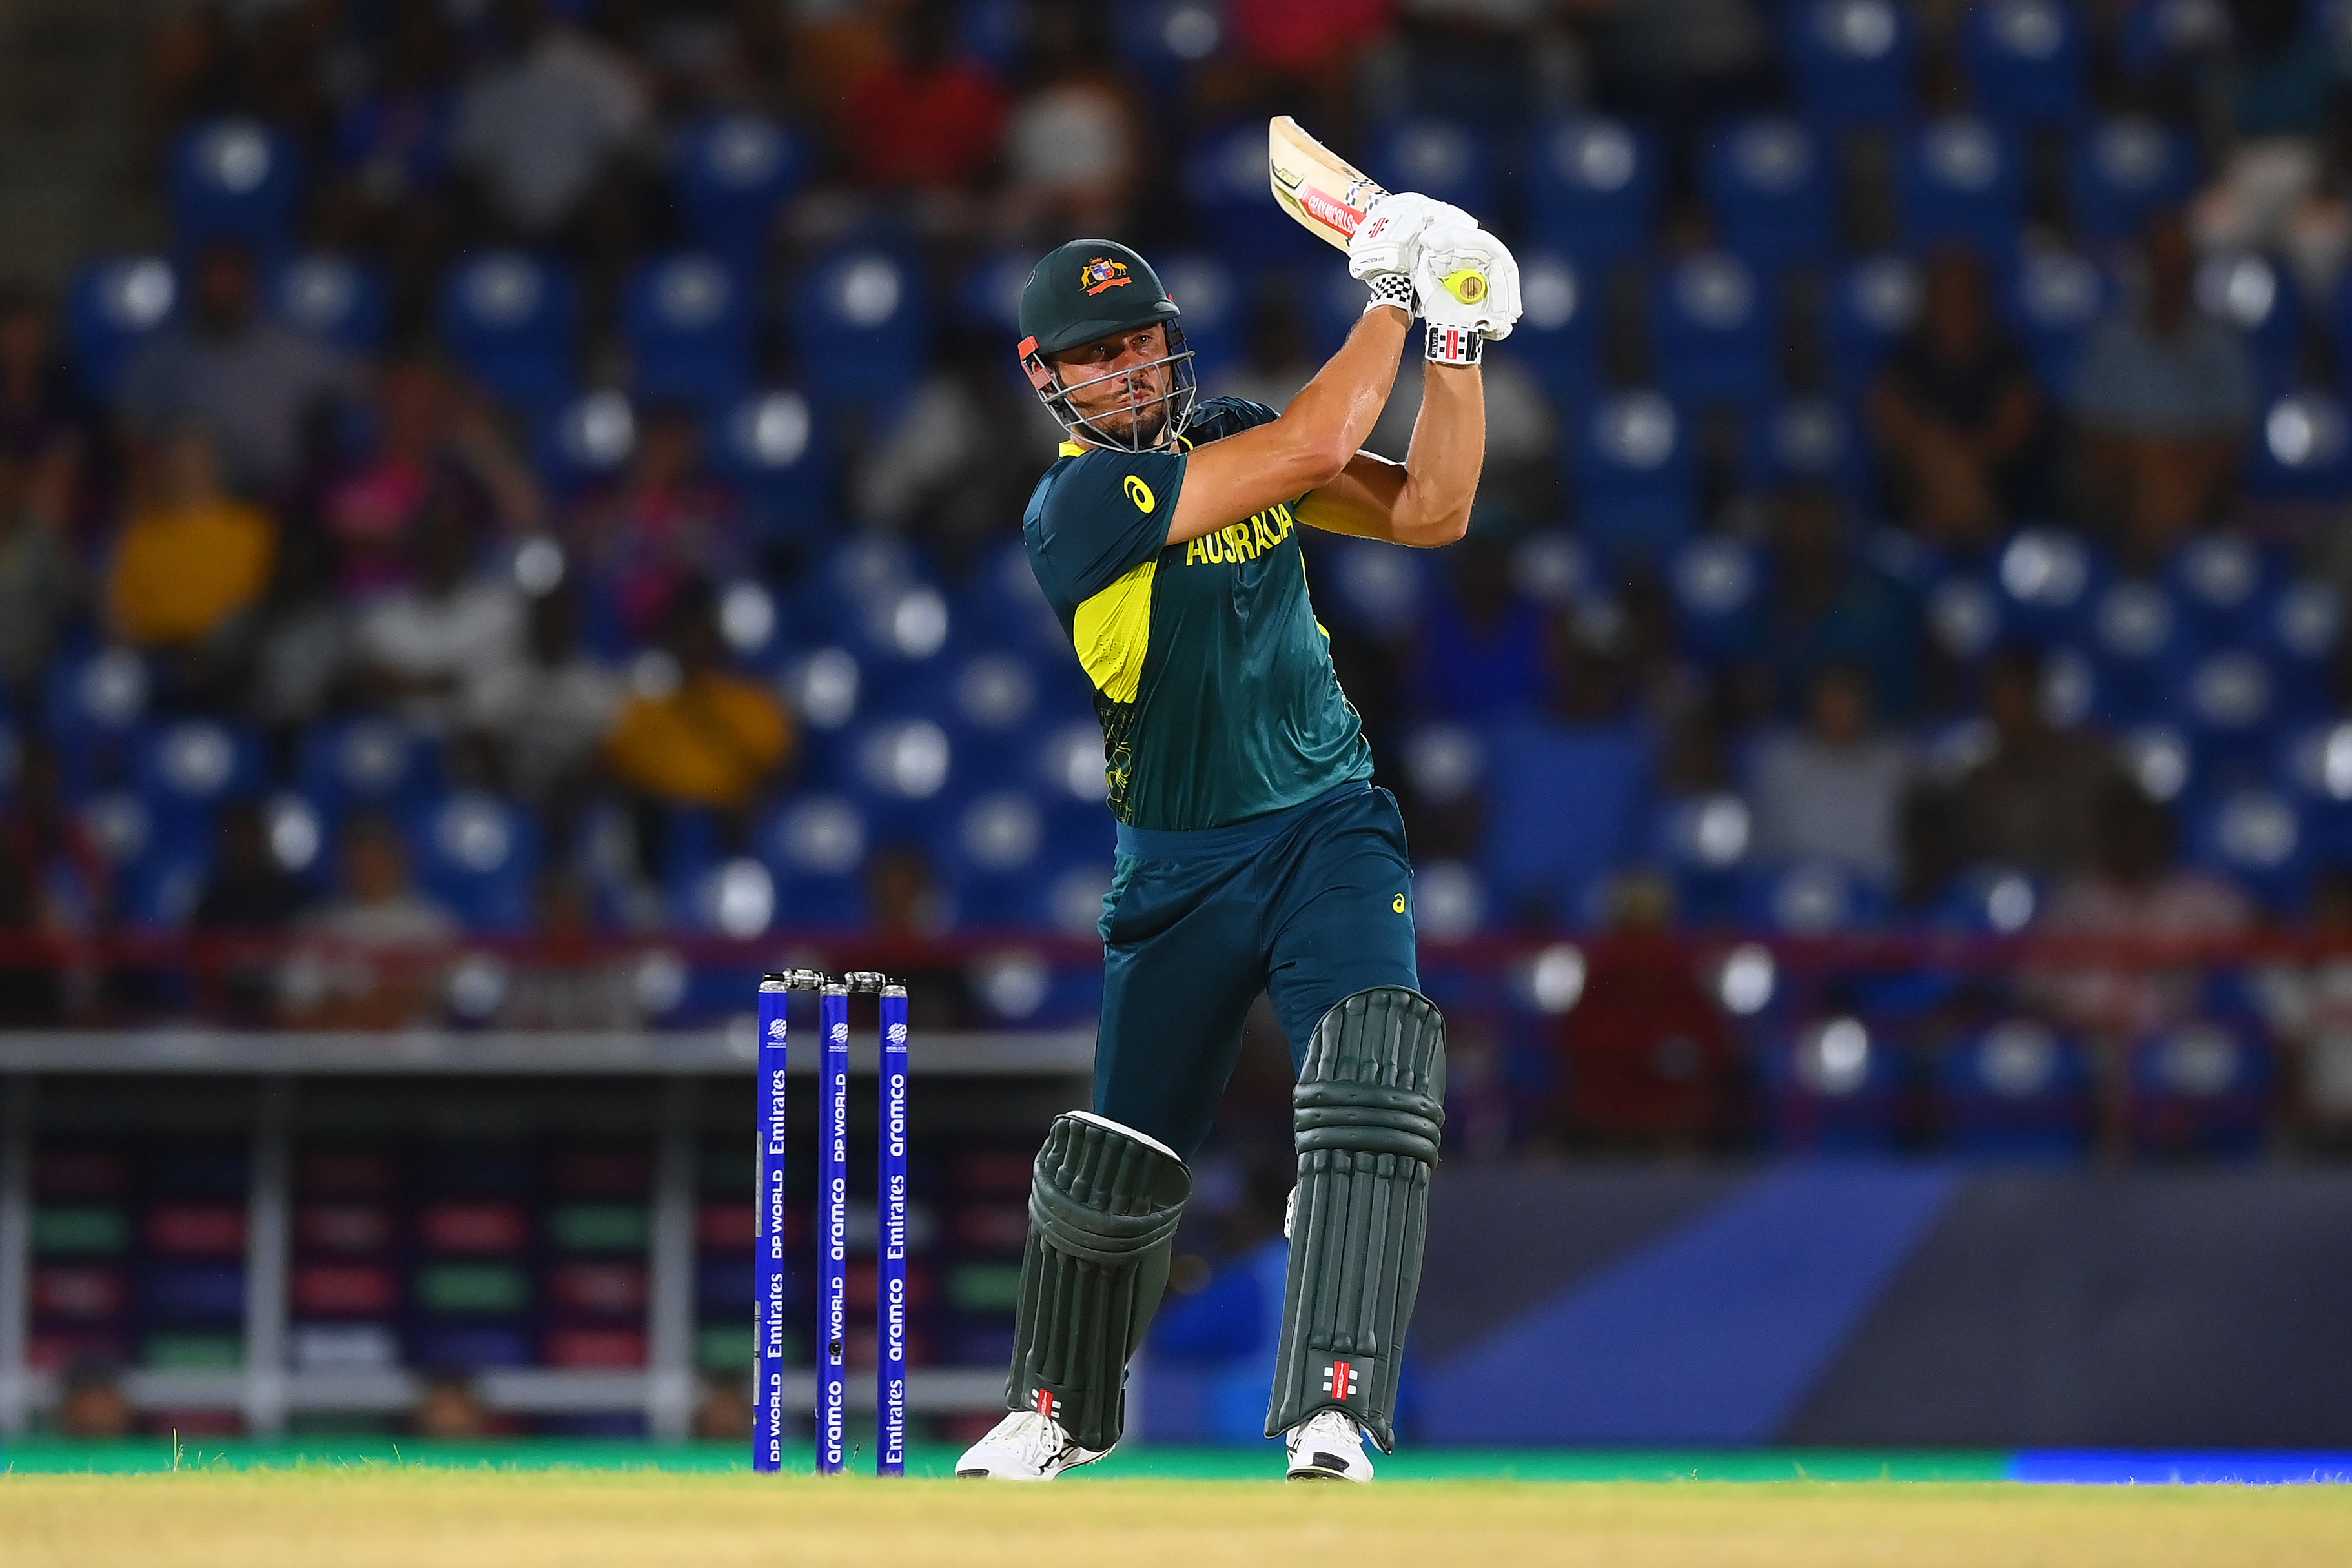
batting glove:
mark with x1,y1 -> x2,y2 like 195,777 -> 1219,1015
1349,192 -> 1477,290
1414,223 -> 1522,363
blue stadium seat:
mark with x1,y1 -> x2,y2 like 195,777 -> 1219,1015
1571,389 -> 1698,563
2087,578 -> 2194,724
1939,1019 -> 2094,1157
1785,0 -> 1916,129
82,789 -> 206,930
1651,250 -> 1776,409
671,113 -> 804,271
2173,647 -> 2276,766
43,646 -> 150,790
1901,117 -> 2025,254
713,389 -> 830,542
939,790 -> 1054,926
2007,245 -> 2109,400
67,257 -> 176,402
1370,116 -> 1494,218
1994,527 -> 2098,646
1748,395 -> 1871,505
1670,536 -> 1764,660
1190,121 -> 1322,263
1523,116 -> 1661,266
956,540 -> 1073,661
1761,1015 -> 1904,1153
762,793 -> 870,928
2202,250 -> 2300,382
2167,533 -> 2271,640
438,252 -> 578,413
622,252 -> 753,408
1961,0 -> 2089,130
1150,253 -> 1240,383
2071,116 -> 2197,244
298,717 -> 442,824
272,255 -> 388,354
169,118 -> 302,250
2190,786 -> 2307,911
1924,574 -> 2006,667
1701,117 -> 1833,271
1828,254 -> 1920,393
537,390 -> 637,495
2256,579 -> 2342,720
2127,1019 -> 2273,1158
848,716 -> 956,839
1743,860 -> 1890,932
2116,0 -> 2232,81
1652,789 -> 1754,923
133,718 -> 259,826
1477,717 -> 1653,924
1502,253 -> 1600,411
795,247 -> 926,418
412,791 -> 538,932
2245,389 -> 2352,502
957,248 -> 1039,335
1927,864 -> 2045,935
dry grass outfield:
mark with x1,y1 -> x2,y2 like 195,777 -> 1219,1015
4,1472 -> 2351,1568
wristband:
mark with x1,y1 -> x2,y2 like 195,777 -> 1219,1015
1425,323 -> 1483,366
1362,272 -> 1416,316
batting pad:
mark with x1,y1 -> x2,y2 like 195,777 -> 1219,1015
1006,1111 -> 1191,1453
1267,987 -> 1447,1451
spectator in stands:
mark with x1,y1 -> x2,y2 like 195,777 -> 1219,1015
999,10 -> 1143,240
1867,248 -> 2043,553
465,585 -> 619,808
2030,776 -> 2251,1037
852,331 -> 1048,575
354,496 -> 524,739
192,799 -> 314,1027
1749,662 -> 1914,884
0,447 -> 78,707
1746,487 -> 1922,723
0,742 -> 107,1024
0,287 -> 88,529
242,524 -> 349,748
2074,212 -> 2255,560
118,241 -> 351,496
321,4 -> 460,288
282,812 -> 456,1030
1413,535 -> 1548,722
496,870 -> 639,1030
573,403 -> 742,647
449,0 -> 649,243
2191,0 -> 2352,298
604,585 -> 794,863
329,357 -> 542,600
103,427 -> 275,654
836,2 -> 1008,192
1930,644 -> 2122,885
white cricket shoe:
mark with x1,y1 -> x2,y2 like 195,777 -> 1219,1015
1285,1408 -> 1375,1482
955,1409 -> 1108,1481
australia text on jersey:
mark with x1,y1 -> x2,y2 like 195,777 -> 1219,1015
1183,501 -> 1295,566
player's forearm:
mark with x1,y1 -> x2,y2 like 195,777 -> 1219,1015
1280,305 -> 1411,482
1389,363 -> 1484,545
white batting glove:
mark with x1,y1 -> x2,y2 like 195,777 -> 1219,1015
1414,223 -> 1522,362
1349,192 -> 1477,287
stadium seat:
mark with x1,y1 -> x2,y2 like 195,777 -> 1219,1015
1370,116 -> 1494,219
849,716 -> 957,839
1924,573 -> 2005,666
1503,252 -> 1601,411
1669,536 -> 1764,660
763,793 -> 870,928
169,117 -> 301,250
1477,716 -> 1653,924
622,252 -> 754,408
1188,122 -> 1322,263
1761,1015 -> 1905,1153
1994,527 -> 2097,646
2174,647 -> 2276,766
2168,533 -> 2271,640
2127,1019 -> 2273,1157
1523,115 -> 1661,266
2071,116 -> 2197,244
133,718 -> 259,828
2116,0 -> 2232,81
1828,254 -> 1920,394
2256,579 -> 2342,719
1785,0 -> 1916,129
1748,394 -> 1870,506
438,252 -> 578,413
2245,389 -> 2352,502
794,247 -> 926,418
2087,578 -> 2194,724
938,790 -> 1055,926
1653,789 -> 1754,924
1927,864 -> 2044,935
1900,117 -> 2025,254
671,113 -> 804,271
1570,389 -> 1698,564
1150,253 -> 1241,384
2006,245 -> 2109,400
1960,0 -> 2089,130
2189,786 -> 2307,910
298,717 -> 442,824
713,389 -> 831,542
956,249 -> 1040,335
1651,250 -> 1776,409
272,254 -> 388,354
43,646 -> 150,788
1938,1019 -> 2094,1157
2200,250 -> 2299,383
1743,860 -> 1890,932
411,791 -> 539,932
1701,117 -> 1834,271
537,390 -> 637,495
66,256 -> 176,402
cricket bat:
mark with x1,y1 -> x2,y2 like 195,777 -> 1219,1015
1267,115 -> 1487,305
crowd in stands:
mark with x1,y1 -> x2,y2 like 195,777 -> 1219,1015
6,0 -> 2352,1128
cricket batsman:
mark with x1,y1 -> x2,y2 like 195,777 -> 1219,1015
955,198 -> 1521,1482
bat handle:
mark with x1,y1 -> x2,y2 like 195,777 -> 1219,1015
1440,269 -> 1489,307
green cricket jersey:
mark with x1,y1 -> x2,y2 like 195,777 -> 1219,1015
1022,396 -> 1374,830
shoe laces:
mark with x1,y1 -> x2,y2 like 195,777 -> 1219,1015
1293,1409 -> 1362,1450
996,1409 -> 1074,1468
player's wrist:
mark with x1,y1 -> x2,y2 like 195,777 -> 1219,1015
1424,323 -> 1482,366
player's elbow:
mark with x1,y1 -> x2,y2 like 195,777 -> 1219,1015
1418,507 -> 1473,546
1293,434 -> 1356,492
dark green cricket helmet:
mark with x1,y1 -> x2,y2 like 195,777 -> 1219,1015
1017,239 -> 1196,453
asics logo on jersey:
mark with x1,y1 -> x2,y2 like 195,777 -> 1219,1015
1123,474 -> 1155,511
